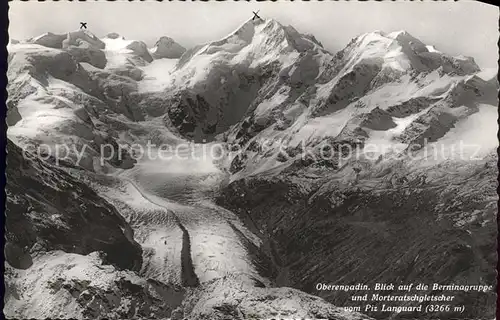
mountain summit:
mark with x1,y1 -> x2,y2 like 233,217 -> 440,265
337,29 -> 480,75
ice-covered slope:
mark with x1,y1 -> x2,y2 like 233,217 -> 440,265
6,31 -> 173,172
5,251 -> 184,320
6,50 -> 136,172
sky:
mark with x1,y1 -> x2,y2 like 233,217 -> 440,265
8,0 -> 499,69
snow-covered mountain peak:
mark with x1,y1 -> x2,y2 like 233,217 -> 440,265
349,30 -> 428,62
199,17 -> 302,56
356,30 -> 422,47
24,29 -> 105,50
185,18 -> 322,59
151,36 -> 186,59
171,17 -> 327,89
340,29 -> 480,75
387,30 -> 412,39
72,29 -> 100,40
104,32 -> 124,40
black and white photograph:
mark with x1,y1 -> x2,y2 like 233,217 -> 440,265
3,1 -> 499,319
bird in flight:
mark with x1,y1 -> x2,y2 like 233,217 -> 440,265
252,10 -> 261,21
80,22 -> 87,29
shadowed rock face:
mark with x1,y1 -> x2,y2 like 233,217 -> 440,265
25,30 -> 107,69
386,97 -> 439,118
5,139 -> 143,271
163,91 -> 214,140
29,32 -> 67,49
341,107 -> 397,134
65,42 -> 107,69
6,105 -> 22,126
216,155 -> 497,320
106,32 -> 121,39
396,106 -> 461,147
126,40 -> 154,63
312,62 -> 383,118
152,36 -> 186,59
110,65 -> 145,81
62,30 -> 106,50
28,30 -> 106,50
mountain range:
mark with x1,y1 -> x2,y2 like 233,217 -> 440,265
5,17 -> 498,319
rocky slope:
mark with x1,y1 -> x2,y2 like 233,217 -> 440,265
182,276 -> 372,320
217,28 -> 496,180
152,36 -> 186,59
5,17 -> 498,320
5,139 -> 142,271
161,18 -> 332,141
4,140 -> 187,319
217,152 -> 498,319
156,18 -> 497,319
210,23 -> 497,320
